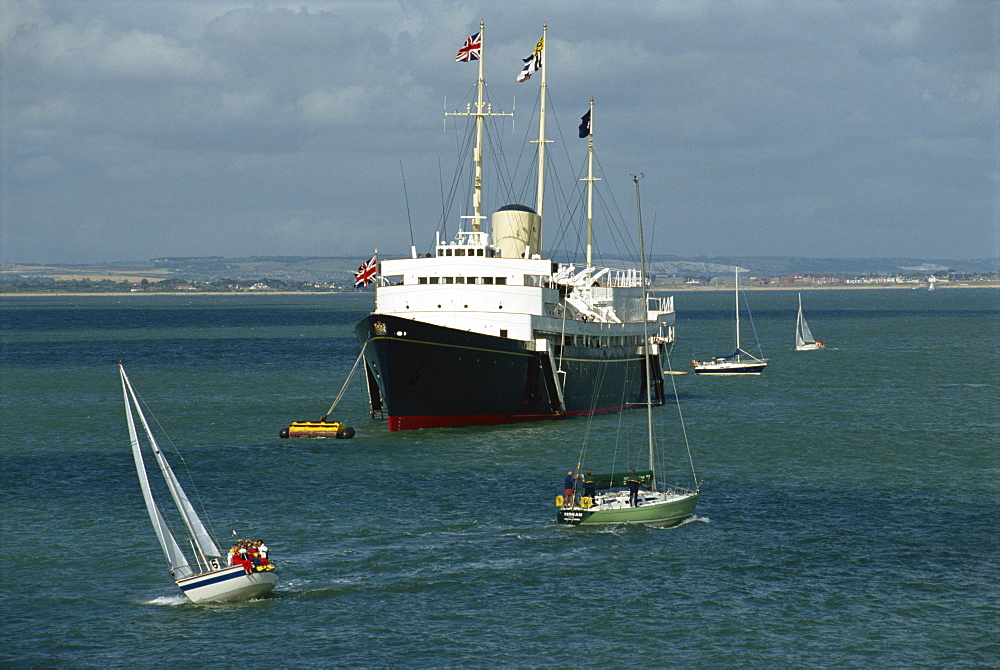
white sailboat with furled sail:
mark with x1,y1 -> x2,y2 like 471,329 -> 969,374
794,292 -> 825,351
557,176 -> 699,528
120,363 -> 277,602
692,268 -> 769,375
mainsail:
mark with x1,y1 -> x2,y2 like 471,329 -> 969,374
121,366 -> 221,578
795,293 -> 816,348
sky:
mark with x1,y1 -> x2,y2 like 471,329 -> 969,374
2,0 -> 997,265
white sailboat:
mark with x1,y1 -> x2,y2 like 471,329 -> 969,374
794,292 -> 825,351
556,176 -> 699,528
120,363 -> 277,603
691,268 -> 769,375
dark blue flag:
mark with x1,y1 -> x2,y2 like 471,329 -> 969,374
578,110 -> 591,138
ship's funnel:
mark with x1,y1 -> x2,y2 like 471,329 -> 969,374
492,204 -> 541,258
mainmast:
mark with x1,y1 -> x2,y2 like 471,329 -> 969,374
533,23 -> 549,244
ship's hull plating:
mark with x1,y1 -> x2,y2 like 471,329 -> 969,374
356,314 -> 664,431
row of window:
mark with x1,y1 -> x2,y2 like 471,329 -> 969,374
537,331 -> 645,348
416,276 -> 508,285
437,247 -> 499,257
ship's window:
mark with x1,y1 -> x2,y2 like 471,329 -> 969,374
430,277 -> 440,284
455,277 -> 465,284
500,329 -> 508,337
455,249 -> 465,256
524,275 -> 544,287
446,249 -> 453,256
477,249 -> 484,256
418,277 -> 428,284
443,277 -> 454,284
483,277 -> 494,284
437,249 -> 444,256
467,277 -> 477,284
496,277 -> 506,285
564,335 -> 573,346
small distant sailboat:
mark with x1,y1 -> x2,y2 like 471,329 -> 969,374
556,176 -> 699,528
120,363 -> 278,603
691,268 -> 769,375
794,293 -> 825,351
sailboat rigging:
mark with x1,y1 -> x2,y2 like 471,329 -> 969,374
120,363 -> 277,602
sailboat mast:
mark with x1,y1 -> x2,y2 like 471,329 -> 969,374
534,23 -> 548,236
734,267 -> 741,352
634,175 -> 656,488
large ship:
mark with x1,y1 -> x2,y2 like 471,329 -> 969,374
355,22 -> 676,431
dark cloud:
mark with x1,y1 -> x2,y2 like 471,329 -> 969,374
2,1 -> 996,263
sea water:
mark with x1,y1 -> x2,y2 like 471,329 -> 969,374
1,289 -> 997,667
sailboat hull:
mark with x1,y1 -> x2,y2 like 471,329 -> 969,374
356,314 -> 664,431
558,491 -> 698,527
176,565 -> 278,603
795,343 -> 824,351
692,360 -> 767,375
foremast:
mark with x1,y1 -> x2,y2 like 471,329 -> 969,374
444,20 -> 512,235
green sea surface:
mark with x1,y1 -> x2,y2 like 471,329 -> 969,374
1,289 -> 997,667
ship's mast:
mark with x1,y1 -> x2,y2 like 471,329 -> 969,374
533,23 -> 549,247
444,20 -> 512,235
471,19 -> 486,231
582,98 -> 599,269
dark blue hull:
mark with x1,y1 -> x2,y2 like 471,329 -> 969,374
355,314 -> 664,431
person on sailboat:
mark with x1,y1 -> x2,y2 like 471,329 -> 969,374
563,471 -> 576,507
583,471 -> 596,502
626,470 -> 641,507
256,540 -> 270,566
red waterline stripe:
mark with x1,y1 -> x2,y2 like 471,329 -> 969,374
387,403 -> 644,431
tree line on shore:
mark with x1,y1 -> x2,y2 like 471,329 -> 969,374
0,276 -> 347,293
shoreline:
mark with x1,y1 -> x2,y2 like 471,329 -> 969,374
1,283 -> 997,298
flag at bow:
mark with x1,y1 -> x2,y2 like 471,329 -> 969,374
455,30 -> 482,62
517,35 -> 544,82
354,253 -> 378,288
578,109 -> 591,138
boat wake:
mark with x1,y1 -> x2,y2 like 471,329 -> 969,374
145,594 -> 188,606
661,514 -> 710,529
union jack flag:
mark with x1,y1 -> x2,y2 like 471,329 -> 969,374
354,253 -> 377,288
455,30 -> 482,62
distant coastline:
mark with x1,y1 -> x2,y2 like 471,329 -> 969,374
2,282 -> 997,298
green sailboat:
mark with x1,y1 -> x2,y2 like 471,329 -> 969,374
556,173 -> 699,528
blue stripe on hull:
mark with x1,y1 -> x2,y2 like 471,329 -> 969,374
177,567 -> 250,591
